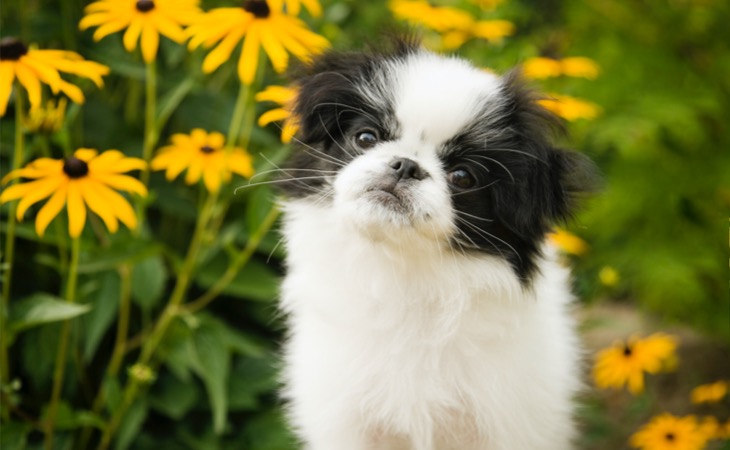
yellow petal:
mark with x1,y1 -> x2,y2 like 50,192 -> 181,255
202,159 -> 222,193
91,173 -> 148,196
74,148 -> 99,161
79,12 -> 114,30
201,26 -> 246,74
79,179 -> 119,233
238,25 -> 261,85
35,181 -> 68,237
57,79 -> 85,104
281,120 -> 298,143
190,128 -> 208,146
66,181 -> 87,238
228,151 -> 254,178
0,63 -> 16,117
258,108 -> 290,127
94,182 -> 138,230
260,25 -> 289,74
14,64 -> 42,109
255,85 -> 296,104
19,55 -> 62,93
92,17 -> 130,41
140,21 -> 159,63
15,176 -> 64,220
206,132 -> 225,149
184,156 -> 204,185
150,13 -> 186,43
302,0 -> 323,17
123,17 -> 144,52
89,150 -> 146,173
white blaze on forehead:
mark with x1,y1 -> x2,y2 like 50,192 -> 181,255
391,52 -> 503,145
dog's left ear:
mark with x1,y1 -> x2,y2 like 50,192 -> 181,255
500,70 -> 600,231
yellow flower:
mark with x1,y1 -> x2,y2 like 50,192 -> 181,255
538,94 -> 601,121
390,0 -> 473,33
630,414 -> 709,450
268,0 -> 322,17
0,149 -> 147,238
523,56 -> 600,79
24,98 -> 67,134
691,381 -> 728,404
0,37 -> 109,116
151,129 -> 254,193
599,266 -> 620,287
440,20 -> 515,50
79,0 -> 201,63
547,227 -> 589,256
186,0 -> 329,85
468,0 -> 504,11
256,85 -> 299,143
593,333 -> 678,394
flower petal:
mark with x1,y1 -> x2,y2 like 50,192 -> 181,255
90,173 -> 148,196
74,148 -> 99,161
66,181 -> 87,237
94,182 -> 138,230
140,21 -> 160,63
184,156 -> 204,185
15,176 -> 64,220
151,13 -> 186,43
0,62 -> 15,117
201,25 -> 246,74
260,26 -> 289,73
258,108 -> 290,127
92,18 -> 131,42
79,179 -> 119,233
202,157 -> 223,193
123,17 -> 144,52
35,182 -> 68,237
14,64 -> 42,109
238,25 -> 261,85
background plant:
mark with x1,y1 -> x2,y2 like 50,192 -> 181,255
0,0 -> 727,449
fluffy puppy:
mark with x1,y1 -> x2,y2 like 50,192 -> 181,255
277,39 -> 596,450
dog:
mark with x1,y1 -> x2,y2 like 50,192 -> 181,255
276,38 -> 596,450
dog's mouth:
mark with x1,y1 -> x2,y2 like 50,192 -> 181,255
364,184 -> 410,212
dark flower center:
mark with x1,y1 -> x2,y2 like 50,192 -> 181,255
63,157 -> 89,178
0,37 -> 28,61
622,344 -> 633,357
200,145 -> 216,154
243,0 -> 270,18
665,432 -> 675,441
135,0 -> 155,12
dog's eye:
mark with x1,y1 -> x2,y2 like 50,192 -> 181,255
448,169 -> 476,190
355,130 -> 378,149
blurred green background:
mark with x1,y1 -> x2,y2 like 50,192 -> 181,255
0,0 -> 728,449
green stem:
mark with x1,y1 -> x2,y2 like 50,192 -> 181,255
0,92 -> 24,398
226,83 -> 251,149
107,265 -> 132,376
44,237 -> 80,450
97,193 -> 218,450
136,61 -> 158,230
185,206 -> 279,314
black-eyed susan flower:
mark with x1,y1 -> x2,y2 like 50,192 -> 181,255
547,228 -> 589,256
186,0 -> 329,85
256,85 -> 299,143
593,333 -> 678,394
691,381 -> 728,404
0,37 -> 109,116
522,56 -> 600,80
269,0 -> 322,17
0,149 -> 147,238
151,129 -> 254,193
538,94 -> 601,121
24,98 -> 67,134
79,0 -> 201,63
630,414 -> 709,450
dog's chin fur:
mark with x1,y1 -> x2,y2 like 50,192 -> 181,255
278,39 -> 595,450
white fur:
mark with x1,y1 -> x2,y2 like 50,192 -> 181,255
279,51 -> 581,450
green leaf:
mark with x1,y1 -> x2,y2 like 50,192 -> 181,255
78,239 -> 164,274
114,399 -> 148,450
43,402 -> 105,431
190,320 -> 230,434
102,375 -> 123,415
156,76 -> 196,130
83,271 -> 121,361
0,421 -> 30,450
8,294 -> 91,337
246,186 -> 276,240
149,372 -> 200,420
131,256 -> 167,312
196,257 -> 279,302
228,355 -> 278,412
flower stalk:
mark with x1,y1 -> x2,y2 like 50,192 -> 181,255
44,236 -> 81,450
0,90 -> 25,394
136,61 -> 158,228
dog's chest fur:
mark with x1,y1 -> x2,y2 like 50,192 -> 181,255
280,203 -> 581,450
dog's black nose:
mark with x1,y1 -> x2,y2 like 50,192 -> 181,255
390,157 -> 426,181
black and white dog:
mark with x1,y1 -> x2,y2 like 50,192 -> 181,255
277,39 -> 595,450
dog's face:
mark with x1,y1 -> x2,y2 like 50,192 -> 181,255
281,41 -> 595,281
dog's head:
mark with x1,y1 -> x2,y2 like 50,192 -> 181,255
280,39 -> 596,281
